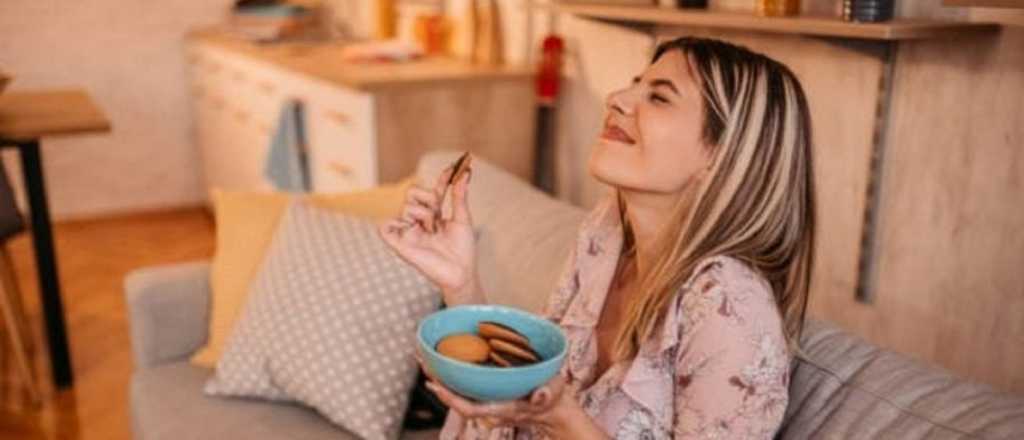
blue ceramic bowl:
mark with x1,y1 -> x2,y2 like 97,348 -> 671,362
417,305 -> 567,402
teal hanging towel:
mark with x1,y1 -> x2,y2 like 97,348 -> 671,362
264,100 -> 310,192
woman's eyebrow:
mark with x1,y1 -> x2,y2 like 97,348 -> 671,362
649,78 -> 680,95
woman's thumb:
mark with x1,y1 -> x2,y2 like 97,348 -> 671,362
530,385 -> 551,406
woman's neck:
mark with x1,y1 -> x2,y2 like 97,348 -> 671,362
618,189 -> 685,277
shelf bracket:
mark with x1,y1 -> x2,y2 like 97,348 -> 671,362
854,41 -> 899,303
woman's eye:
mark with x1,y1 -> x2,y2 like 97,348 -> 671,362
649,93 -> 668,104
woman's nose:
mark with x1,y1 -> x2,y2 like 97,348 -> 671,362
606,87 -> 635,116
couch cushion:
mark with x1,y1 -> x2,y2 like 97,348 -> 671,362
131,361 -> 440,440
780,319 -> 1024,439
416,151 -> 586,314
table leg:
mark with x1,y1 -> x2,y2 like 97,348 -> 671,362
17,139 -> 74,389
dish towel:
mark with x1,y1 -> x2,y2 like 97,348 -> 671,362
264,100 -> 310,192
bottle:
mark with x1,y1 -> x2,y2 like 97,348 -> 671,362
474,0 -> 503,65
447,0 -> 477,60
376,0 -> 396,39
756,0 -> 800,17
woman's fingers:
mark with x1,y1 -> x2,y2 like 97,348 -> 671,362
404,186 -> 441,233
401,203 -> 437,233
528,373 -> 566,409
406,185 -> 440,211
424,381 -> 532,422
451,168 -> 472,224
529,386 -> 551,407
378,219 -> 407,244
434,165 -> 455,198
378,220 -> 424,259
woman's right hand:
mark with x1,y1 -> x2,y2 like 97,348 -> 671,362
378,165 -> 482,306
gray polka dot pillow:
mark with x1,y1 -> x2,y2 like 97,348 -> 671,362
204,201 -> 440,440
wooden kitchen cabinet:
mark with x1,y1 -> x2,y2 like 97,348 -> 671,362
185,30 -> 535,195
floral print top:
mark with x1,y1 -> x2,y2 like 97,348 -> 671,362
440,196 -> 791,439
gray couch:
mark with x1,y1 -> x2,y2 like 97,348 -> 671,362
127,152 -> 1024,439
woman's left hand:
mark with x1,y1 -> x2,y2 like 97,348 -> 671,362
416,352 -> 577,436
426,373 -> 573,435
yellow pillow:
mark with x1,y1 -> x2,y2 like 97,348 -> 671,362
191,178 -> 415,368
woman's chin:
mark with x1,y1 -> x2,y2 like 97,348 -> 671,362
589,145 -> 640,189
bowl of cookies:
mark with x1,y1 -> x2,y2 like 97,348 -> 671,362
417,304 -> 567,402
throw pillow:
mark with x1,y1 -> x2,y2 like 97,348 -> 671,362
191,177 -> 414,367
204,201 -> 440,440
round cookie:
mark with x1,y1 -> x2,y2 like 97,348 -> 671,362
489,350 -> 534,367
436,333 -> 490,364
478,321 -> 530,347
488,338 -> 540,363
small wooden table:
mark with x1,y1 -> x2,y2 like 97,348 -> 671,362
0,89 -> 111,389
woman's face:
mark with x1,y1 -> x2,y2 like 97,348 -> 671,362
589,50 -> 712,194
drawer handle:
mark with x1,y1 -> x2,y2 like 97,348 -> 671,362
257,81 -> 277,95
329,161 -> 355,176
325,110 -> 352,127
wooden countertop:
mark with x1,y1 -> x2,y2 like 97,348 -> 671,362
187,29 -> 533,91
0,89 -> 111,141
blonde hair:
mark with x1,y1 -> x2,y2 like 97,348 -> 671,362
614,37 -> 816,360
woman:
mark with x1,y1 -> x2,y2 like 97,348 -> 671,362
380,37 -> 816,439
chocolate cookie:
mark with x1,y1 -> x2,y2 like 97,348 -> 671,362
477,321 -> 530,347
488,350 -> 535,367
488,338 -> 540,364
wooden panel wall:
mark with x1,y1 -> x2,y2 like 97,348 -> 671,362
373,79 -> 536,183
847,27 -> 1024,392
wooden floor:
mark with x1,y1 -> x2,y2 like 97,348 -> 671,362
0,208 -> 214,440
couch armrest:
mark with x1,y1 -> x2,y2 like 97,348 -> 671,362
124,261 -> 211,370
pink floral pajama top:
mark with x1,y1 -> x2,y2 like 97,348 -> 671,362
441,196 -> 792,439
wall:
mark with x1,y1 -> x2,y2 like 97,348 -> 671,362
834,18 -> 1024,393
494,0 -> 1024,392
0,0 -> 229,220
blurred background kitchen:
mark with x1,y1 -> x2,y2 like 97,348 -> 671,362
0,0 -> 1022,439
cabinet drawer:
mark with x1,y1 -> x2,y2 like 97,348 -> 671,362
221,51 -> 292,128
305,92 -> 376,192
195,81 -> 272,193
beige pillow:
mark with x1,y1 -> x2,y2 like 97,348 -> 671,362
191,179 -> 414,367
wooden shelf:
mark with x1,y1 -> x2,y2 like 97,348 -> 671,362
555,4 -> 1001,40
944,0 -> 1024,8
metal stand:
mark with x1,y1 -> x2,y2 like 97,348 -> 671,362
0,139 -> 75,388
855,42 -> 899,303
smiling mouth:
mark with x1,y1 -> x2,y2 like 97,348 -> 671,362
600,123 -> 636,145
